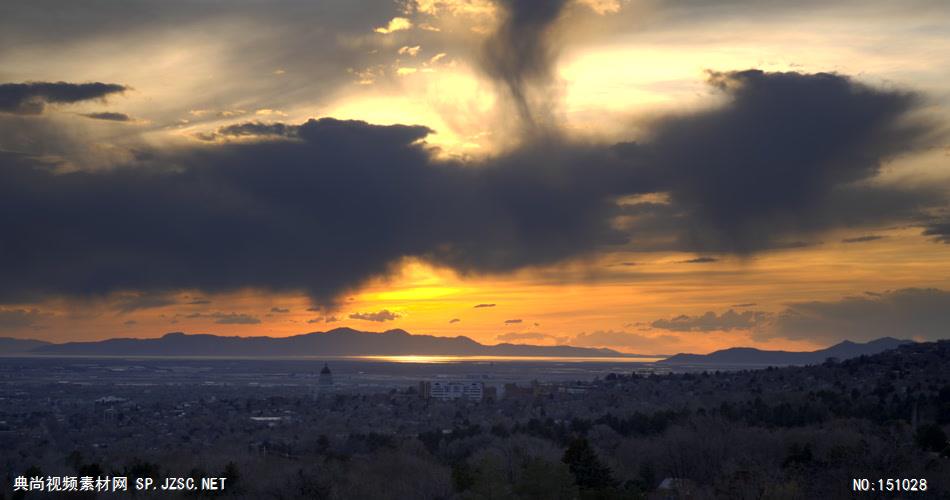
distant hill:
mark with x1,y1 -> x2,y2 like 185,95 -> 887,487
659,337 -> 912,366
25,328 -> 641,358
0,337 -> 51,355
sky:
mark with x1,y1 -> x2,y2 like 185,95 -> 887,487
1,0 -> 949,354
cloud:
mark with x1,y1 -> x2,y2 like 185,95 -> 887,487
188,299 -> 211,305
923,221 -> 950,243
504,318 -> 522,324
0,70 -> 941,306
474,303 -> 496,308
0,81 -> 126,115
112,292 -> 177,313
731,303 -> 757,308
185,312 -> 261,324
651,309 -> 770,332
620,69 -> 941,253
479,0 -> 568,126
307,315 -> 339,324
213,313 -> 261,325
768,288 -> 950,342
374,17 -> 411,34
270,307 -> 290,313
449,318 -> 460,323
80,112 -> 133,122
0,308 -> 52,330
195,121 -> 299,141
0,1 -> 402,132
349,309 -> 400,322
841,235 -> 884,243
495,331 -> 566,343
123,319 -> 137,326
678,257 -> 718,264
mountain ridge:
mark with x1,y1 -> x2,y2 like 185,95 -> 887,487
18,328 -> 641,358
2,331 -> 915,363
659,336 -> 912,366
0,337 -> 51,354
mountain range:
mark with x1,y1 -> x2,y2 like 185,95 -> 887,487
658,337 -> 912,366
0,337 -> 51,354
1,328 -> 632,358
0,329 -> 912,364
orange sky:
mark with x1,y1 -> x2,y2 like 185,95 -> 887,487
8,226 -> 949,354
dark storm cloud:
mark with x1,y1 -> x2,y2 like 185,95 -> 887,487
0,308 -> 51,330
480,0 -> 568,125
0,70 -> 942,306
841,235 -> 884,243
768,288 -> 950,342
0,82 -> 126,115
349,310 -> 400,322
922,221 -> 950,243
619,70 -> 942,253
651,309 -> 770,332
80,112 -> 133,122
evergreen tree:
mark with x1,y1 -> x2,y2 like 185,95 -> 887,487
562,437 -> 615,491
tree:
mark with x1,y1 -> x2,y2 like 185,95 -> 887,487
514,458 -> 578,500
222,462 -> 242,494
451,461 -> 476,492
562,438 -> 616,491
915,424 -> 948,453
467,454 -> 513,499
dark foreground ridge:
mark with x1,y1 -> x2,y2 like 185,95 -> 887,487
9,328 -> 637,358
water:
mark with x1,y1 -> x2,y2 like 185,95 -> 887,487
0,356 -> 667,393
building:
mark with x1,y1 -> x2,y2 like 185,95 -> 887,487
649,477 -> 698,499
318,363 -> 334,390
503,382 -> 543,400
420,381 -> 484,401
